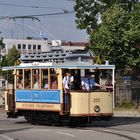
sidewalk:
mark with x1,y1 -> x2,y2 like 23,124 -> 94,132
113,110 -> 140,117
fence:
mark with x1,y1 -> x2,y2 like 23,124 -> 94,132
115,75 -> 140,107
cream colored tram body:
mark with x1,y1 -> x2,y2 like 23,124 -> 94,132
3,62 -> 115,123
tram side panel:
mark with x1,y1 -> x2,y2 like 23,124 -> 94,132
14,89 -> 62,116
70,92 -> 89,116
89,92 -> 113,116
70,91 -> 113,118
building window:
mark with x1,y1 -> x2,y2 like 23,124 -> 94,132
17,44 -> 21,49
3,43 -> 6,49
33,45 -> 36,50
38,45 -> 41,50
23,44 -> 26,49
28,44 -> 31,50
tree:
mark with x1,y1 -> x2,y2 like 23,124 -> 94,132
90,3 -> 140,71
75,0 -> 140,71
74,0 -> 138,34
1,46 -> 20,83
6,45 -> 20,66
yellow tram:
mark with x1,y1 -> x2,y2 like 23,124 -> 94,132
3,61 -> 115,123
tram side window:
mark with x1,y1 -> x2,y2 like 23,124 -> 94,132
24,69 -> 31,89
42,69 -> 48,89
33,69 -> 40,89
16,69 -> 23,89
101,70 -> 113,91
50,69 -> 58,89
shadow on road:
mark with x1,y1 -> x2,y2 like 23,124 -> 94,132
14,116 -> 140,128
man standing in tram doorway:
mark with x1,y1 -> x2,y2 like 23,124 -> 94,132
62,71 -> 74,111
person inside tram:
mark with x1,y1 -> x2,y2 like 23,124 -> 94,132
62,71 -> 74,93
17,79 -> 23,89
33,79 -> 40,89
62,71 -> 74,111
50,76 -> 58,89
105,80 -> 113,91
81,73 -> 102,91
43,79 -> 48,89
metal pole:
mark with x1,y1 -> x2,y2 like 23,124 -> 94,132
112,68 -> 115,108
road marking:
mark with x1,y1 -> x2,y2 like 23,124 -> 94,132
32,129 -> 51,132
79,130 -> 92,132
57,132 -> 75,137
0,134 -> 14,140
102,129 -> 112,132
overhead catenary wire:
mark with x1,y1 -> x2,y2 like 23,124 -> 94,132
0,1 -> 75,40
0,10 -> 75,20
0,3 -> 70,12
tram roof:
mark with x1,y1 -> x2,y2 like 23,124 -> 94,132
2,62 -> 115,70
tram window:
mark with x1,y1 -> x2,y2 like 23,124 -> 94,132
16,69 -> 23,89
32,69 -> 40,89
42,69 -> 48,89
100,70 -> 112,84
2,80 -> 5,87
24,69 -> 31,89
73,69 -> 81,90
50,76 -> 58,89
50,69 -> 58,89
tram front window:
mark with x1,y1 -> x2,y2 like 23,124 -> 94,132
24,69 -> 31,89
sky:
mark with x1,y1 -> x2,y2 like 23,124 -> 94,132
0,0 -> 88,42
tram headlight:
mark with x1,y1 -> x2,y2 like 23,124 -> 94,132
94,105 -> 101,112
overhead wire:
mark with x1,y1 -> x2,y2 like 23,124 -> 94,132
0,2 -> 75,40
0,3 -> 69,12
0,10 -> 74,20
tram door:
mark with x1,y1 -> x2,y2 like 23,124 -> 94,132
62,69 -> 81,112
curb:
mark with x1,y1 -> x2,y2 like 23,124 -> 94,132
113,111 -> 140,117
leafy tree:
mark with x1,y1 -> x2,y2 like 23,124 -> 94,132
1,46 -> 20,83
90,3 -> 140,71
123,4 -> 140,70
6,45 -> 20,66
74,0 -> 138,34
75,0 -> 140,73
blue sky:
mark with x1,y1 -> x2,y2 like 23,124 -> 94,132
0,0 -> 88,41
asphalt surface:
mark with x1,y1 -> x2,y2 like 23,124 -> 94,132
0,108 -> 140,140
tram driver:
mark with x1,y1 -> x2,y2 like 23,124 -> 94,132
81,73 -> 102,91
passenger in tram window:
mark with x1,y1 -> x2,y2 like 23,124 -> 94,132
33,79 -> 40,89
43,79 -> 48,89
63,71 -> 74,93
105,80 -> 113,91
81,73 -> 102,91
25,79 -> 31,88
17,79 -> 23,89
50,77 -> 58,89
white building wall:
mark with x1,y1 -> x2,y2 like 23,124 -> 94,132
1,39 -> 86,56
2,39 -> 49,55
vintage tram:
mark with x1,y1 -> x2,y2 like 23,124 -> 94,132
2,61 -> 115,123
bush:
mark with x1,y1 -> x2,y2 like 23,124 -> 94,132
119,99 -> 134,109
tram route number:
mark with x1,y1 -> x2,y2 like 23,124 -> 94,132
93,98 -> 100,102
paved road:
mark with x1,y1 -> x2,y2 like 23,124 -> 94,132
0,112 -> 140,140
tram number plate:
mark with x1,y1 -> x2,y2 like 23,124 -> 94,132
93,98 -> 100,102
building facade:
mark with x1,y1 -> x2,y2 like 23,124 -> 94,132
1,39 -> 87,56
1,39 -> 49,56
